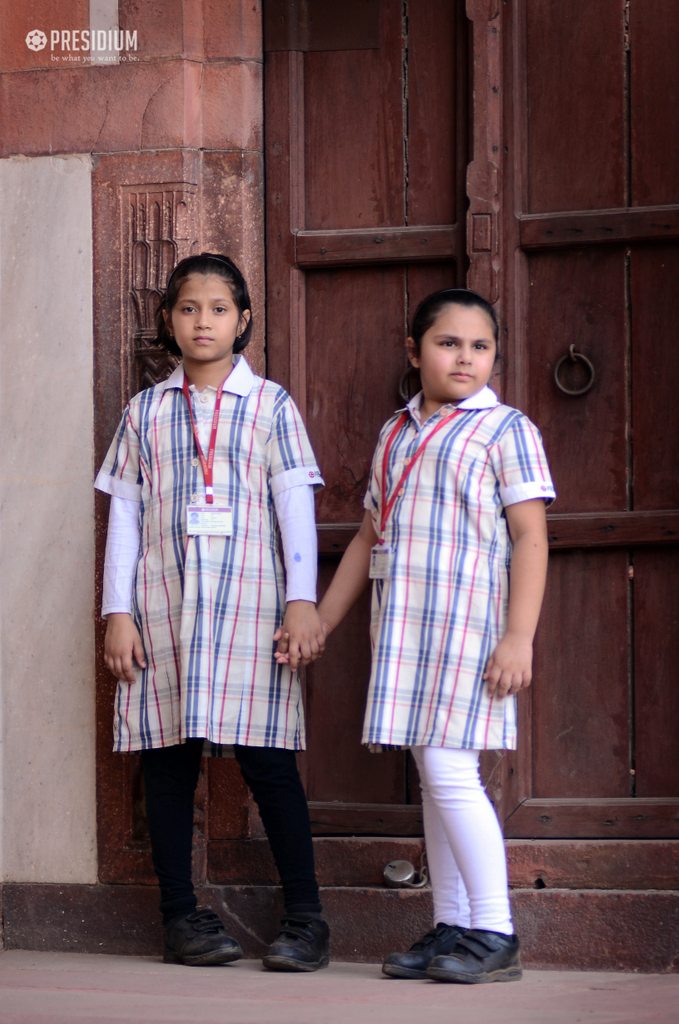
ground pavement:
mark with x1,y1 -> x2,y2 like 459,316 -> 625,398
0,951 -> 678,1024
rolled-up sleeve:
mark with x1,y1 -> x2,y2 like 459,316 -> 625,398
269,396 -> 324,496
489,414 -> 556,507
95,405 -> 143,501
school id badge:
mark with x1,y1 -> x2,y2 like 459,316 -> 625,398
186,504 -> 233,537
369,544 -> 394,580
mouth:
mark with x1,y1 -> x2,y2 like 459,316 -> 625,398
193,336 -> 213,342
451,373 -> 472,381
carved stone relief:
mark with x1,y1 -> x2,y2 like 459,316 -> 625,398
122,185 -> 199,399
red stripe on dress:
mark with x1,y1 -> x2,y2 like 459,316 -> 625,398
290,401 -> 305,466
438,412 -> 495,745
386,420 -> 421,744
440,452 -> 491,745
244,464 -> 266,745
219,382 -> 264,743
420,432 -> 463,744
150,395 -> 182,745
526,422 -> 550,481
133,449 -> 164,747
206,537 -> 214,739
117,409 -> 134,479
122,668 -> 133,752
415,412 -> 491,743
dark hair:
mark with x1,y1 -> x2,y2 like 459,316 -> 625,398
155,252 -> 253,356
400,288 -> 499,401
410,288 -> 499,351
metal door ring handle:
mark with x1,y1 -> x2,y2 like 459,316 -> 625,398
554,345 -> 595,396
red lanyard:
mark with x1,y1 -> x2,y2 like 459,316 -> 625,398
182,376 -> 227,504
378,409 -> 463,542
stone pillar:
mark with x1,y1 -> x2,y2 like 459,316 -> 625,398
0,154 -> 97,884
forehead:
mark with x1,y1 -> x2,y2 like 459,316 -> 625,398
174,273 -> 234,299
429,303 -> 496,339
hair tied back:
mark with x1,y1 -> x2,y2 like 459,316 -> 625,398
156,252 -> 253,357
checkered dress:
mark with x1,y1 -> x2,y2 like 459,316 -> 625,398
362,388 -> 555,751
95,358 -> 323,752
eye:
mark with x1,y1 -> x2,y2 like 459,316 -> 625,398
180,304 -> 196,313
213,306 -> 227,313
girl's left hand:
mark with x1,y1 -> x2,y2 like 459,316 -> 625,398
483,632 -> 533,698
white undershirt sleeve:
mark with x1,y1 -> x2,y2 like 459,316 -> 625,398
103,485 -> 317,614
273,485 -> 318,603
102,495 -> 141,617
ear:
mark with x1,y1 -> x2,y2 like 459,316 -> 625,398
239,308 -> 252,332
406,336 -> 420,368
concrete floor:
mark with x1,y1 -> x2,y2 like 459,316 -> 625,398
0,951 -> 677,1024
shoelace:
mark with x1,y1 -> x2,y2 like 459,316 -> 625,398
184,910 -> 225,934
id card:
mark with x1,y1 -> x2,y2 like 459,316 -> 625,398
186,504 -> 233,537
369,544 -> 394,580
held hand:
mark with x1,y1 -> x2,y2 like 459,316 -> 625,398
272,601 -> 326,671
274,618 -> 331,665
483,632 -> 533,699
105,613 -> 147,683
273,628 -> 290,663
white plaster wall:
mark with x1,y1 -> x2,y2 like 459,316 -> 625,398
0,155 -> 97,882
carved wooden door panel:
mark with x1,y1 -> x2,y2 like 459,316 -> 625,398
477,0 -> 679,843
261,0 -> 469,840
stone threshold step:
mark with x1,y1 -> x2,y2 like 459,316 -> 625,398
2,882 -> 679,972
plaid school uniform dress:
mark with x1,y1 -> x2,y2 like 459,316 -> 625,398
362,386 -> 555,751
95,356 -> 323,752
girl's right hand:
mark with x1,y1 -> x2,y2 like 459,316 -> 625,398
104,613 -> 147,683
274,619 -> 331,665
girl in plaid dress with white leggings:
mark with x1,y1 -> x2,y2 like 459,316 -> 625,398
298,289 -> 555,983
97,254 -> 330,971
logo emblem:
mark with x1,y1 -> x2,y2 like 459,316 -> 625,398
26,30 -> 47,51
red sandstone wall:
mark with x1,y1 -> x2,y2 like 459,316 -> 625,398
0,0 -> 266,375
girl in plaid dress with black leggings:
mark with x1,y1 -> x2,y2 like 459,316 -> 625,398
290,289 -> 554,983
97,254 -> 330,971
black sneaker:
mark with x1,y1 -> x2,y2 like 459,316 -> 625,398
426,929 -> 522,984
262,916 -> 330,972
382,924 -> 465,979
163,908 -> 243,966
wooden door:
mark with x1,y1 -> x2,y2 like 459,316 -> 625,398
476,0 -> 679,842
262,0 -> 469,841
95,1 -> 679,900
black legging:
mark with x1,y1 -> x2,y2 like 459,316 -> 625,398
141,739 -> 321,921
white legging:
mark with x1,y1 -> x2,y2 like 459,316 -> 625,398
411,746 -> 513,935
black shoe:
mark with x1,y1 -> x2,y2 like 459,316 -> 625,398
262,916 -> 330,972
382,924 -> 465,979
426,929 -> 522,984
163,908 -> 243,966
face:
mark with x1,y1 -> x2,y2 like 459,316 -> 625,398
407,303 -> 497,409
164,273 -> 250,370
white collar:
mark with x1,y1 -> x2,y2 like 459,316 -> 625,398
161,354 -> 255,397
405,385 -> 499,422
456,385 -> 499,410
